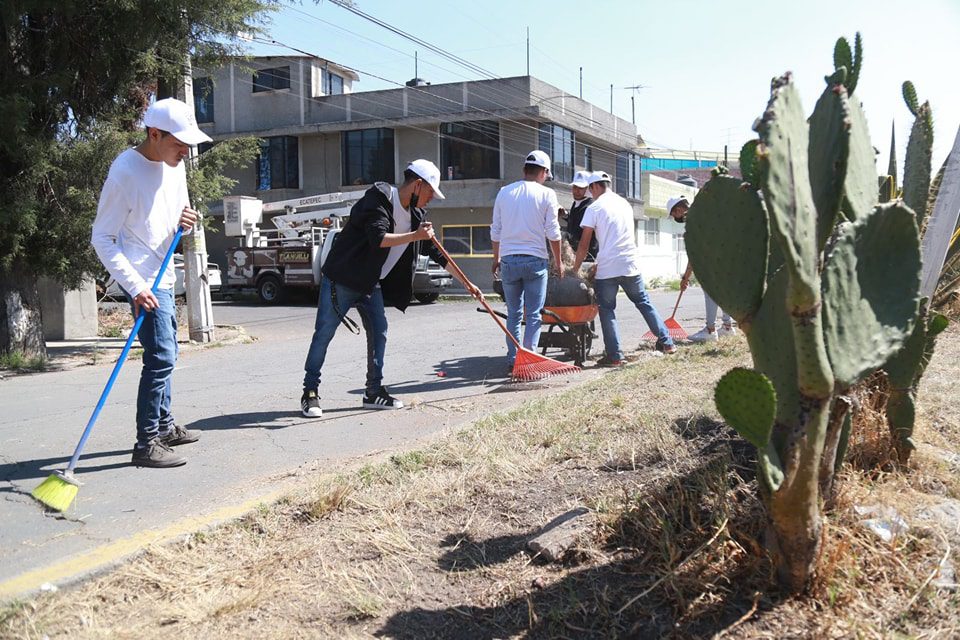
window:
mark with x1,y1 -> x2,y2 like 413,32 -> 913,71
257,136 -> 299,190
323,70 -> 344,95
252,66 -> 290,93
673,233 -> 686,253
440,121 -> 500,180
644,218 -> 660,246
583,146 -> 593,171
538,123 -> 574,183
342,128 -> 395,186
193,77 -> 214,123
442,225 -> 493,257
616,152 -> 642,200
198,141 -> 214,155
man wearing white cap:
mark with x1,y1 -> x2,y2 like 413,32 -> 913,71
572,171 -> 677,365
490,150 -> 564,369
301,160 -> 481,417
669,196 -> 737,343
563,170 -> 598,261
92,97 -> 211,468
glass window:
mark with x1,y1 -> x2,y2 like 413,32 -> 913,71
537,123 -> 574,183
583,146 -> 593,171
442,225 -> 493,257
673,233 -> 685,253
323,70 -> 344,95
440,121 -> 500,180
644,218 -> 660,246
342,128 -> 395,186
257,136 -> 299,190
193,77 -> 214,124
252,66 -> 290,93
616,152 -> 642,200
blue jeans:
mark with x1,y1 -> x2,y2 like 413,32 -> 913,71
595,275 -> 674,360
303,278 -> 388,395
131,288 -> 178,448
500,255 -> 548,363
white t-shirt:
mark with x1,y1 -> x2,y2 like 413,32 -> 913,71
580,191 -> 641,279
490,180 -> 562,260
380,186 -> 413,279
91,148 -> 190,298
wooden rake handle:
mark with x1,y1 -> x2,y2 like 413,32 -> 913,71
670,288 -> 685,320
431,236 -> 523,350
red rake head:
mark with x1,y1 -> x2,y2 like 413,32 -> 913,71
511,348 -> 580,382
641,318 -> 688,341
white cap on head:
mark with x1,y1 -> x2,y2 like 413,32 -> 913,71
587,170 -> 612,185
406,159 -> 445,199
571,171 -> 591,188
524,150 -> 552,178
143,98 -> 212,146
666,196 -> 690,214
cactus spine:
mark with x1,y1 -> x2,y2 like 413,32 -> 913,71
687,42 -> 923,591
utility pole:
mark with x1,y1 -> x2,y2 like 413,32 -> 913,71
526,27 -> 530,76
180,53 -> 216,343
579,67 -> 582,99
609,84 -> 613,113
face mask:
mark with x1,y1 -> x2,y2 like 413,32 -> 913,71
409,183 -> 421,209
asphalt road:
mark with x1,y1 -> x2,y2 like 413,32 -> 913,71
0,287 -> 709,598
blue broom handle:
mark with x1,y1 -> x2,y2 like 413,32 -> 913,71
66,227 -> 184,472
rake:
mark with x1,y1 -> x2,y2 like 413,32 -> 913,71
641,289 -> 689,341
31,228 -> 184,512
431,238 -> 579,382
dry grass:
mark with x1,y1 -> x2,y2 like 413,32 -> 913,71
2,330 -> 960,639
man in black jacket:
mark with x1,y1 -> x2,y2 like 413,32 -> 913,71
563,171 -> 598,261
300,159 -> 480,418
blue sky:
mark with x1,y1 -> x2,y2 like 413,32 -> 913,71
248,0 -> 959,175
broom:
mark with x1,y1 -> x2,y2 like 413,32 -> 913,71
431,237 -> 579,382
31,227 -> 184,512
641,289 -> 689,341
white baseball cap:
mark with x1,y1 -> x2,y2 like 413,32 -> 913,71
143,98 -> 212,146
571,171 -> 591,188
406,159 -> 445,200
666,196 -> 691,214
587,170 -> 612,185
524,150 -> 552,178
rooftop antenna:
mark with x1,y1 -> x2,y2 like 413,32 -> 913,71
624,84 -> 648,125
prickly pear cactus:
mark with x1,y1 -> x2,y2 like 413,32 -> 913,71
685,58 -> 923,591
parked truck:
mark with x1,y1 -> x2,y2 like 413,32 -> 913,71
222,193 -> 451,304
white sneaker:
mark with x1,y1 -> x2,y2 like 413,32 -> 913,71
688,327 -> 719,343
718,324 -> 739,338
301,390 -> 323,418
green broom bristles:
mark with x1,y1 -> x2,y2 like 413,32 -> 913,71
31,471 -> 81,512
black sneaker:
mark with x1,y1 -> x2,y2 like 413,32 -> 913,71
655,341 -> 678,355
159,423 -> 200,446
301,390 -> 322,418
132,439 -> 186,468
362,388 -> 404,410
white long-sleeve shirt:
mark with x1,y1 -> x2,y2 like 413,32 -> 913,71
490,180 -> 561,260
91,149 -> 190,298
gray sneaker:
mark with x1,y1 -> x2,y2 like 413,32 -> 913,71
159,423 -> 200,446
132,439 -> 187,468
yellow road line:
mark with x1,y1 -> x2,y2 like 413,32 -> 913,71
0,488 -> 287,601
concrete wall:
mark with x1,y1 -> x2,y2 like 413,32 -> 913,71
38,278 -> 98,340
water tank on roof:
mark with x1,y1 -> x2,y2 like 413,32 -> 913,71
677,174 -> 698,188
405,78 -> 430,87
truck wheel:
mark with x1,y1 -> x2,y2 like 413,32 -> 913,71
257,274 -> 284,304
414,292 -> 440,304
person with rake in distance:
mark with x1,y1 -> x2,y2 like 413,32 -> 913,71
91,98 -> 210,468
490,150 -> 564,372
573,171 -> 677,365
670,196 -> 738,343
301,160 -> 482,418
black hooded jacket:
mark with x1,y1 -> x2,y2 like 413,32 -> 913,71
321,183 -> 448,311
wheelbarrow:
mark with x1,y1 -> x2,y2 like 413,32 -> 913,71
479,304 -> 599,367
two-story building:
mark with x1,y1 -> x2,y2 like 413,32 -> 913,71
194,55 -> 665,290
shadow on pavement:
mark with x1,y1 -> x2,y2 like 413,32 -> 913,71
368,356 -> 510,396
0,450 -> 131,489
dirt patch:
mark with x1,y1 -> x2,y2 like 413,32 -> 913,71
3,332 -> 960,638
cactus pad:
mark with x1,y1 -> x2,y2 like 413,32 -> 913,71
715,367 -> 777,449
756,75 -> 819,286
822,203 -> 922,387
685,175 -> 768,323
739,139 -> 763,187
903,102 -> 934,224
808,71 -> 850,248
841,97 -> 877,222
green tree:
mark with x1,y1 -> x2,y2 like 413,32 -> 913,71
0,0 -> 273,357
